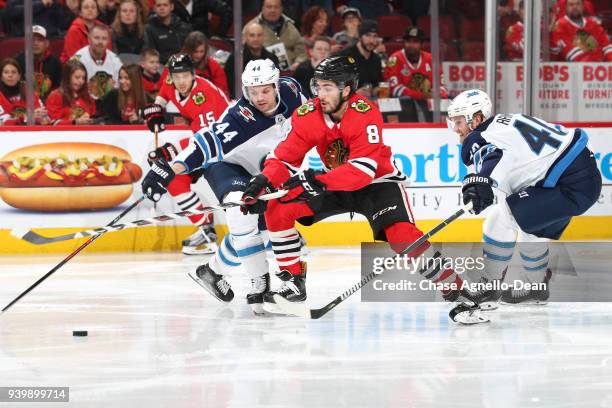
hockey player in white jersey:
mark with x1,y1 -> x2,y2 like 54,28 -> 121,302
447,89 -> 602,306
141,59 -> 307,313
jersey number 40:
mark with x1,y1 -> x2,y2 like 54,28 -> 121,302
513,114 -> 567,155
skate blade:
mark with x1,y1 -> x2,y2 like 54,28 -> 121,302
501,300 -> 548,306
263,295 -> 310,318
480,301 -> 499,311
182,243 -> 218,255
186,271 -> 232,303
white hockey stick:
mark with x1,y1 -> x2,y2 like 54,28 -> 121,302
11,190 -> 287,245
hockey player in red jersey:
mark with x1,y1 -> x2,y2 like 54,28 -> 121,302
550,0 -> 612,62
142,54 -> 230,254
240,56 -> 487,324
383,27 -> 448,100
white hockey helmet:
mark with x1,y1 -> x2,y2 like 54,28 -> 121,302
447,89 -> 493,128
241,59 -> 280,106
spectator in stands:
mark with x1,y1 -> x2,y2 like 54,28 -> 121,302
61,0 -> 111,62
335,19 -> 382,97
144,0 -> 192,63
224,21 -> 280,98
15,26 -> 62,101
504,0 -> 524,61
59,0 -> 80,32
4,0 -> 63,37
552,0 -> 595,20
551,0 -> 612,62
384,26 -> 448,100
180,31 -> 229,95
331,7 -> 361,52
96,63 -> 146,123
139,48 -> 162,99
97,0 -> 117,25
293,35 -> 331,97
72,23 -> 123,99
45,60 -> 96,124
111,0 -> 145,57
247,0 -> 307,71
170,0 -> 232,38
301,6 -> 329,50
0,58 -> 49,125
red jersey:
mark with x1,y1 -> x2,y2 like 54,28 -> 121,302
550,16 -> 612,62
160,57 -> 230,98
156,75 -> 230,133
263,95 -> 406,191
384,49 -> 447,100
45,89 -> 96,125
0,90 -> 44,125
504,21 -> 524,61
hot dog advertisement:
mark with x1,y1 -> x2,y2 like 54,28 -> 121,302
0,142 -> 142,211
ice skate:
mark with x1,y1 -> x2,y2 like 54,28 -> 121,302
187,263 -> 234,302
182,225 -> 218,255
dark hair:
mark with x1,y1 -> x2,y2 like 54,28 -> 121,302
181,31 -> 209,71
78,0 -> 100,14
112,0 -> 145,39
118,64 -> 147,114
301,6 -> 328,36
0,58 -> 25,99
60,60 -> 93,107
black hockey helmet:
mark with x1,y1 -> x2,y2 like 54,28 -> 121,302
311,55 -> 359,96
168,53 -> 195,74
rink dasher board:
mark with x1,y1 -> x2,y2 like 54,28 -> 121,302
0,125 -> 610,253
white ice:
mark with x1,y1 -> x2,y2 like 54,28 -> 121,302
1,247 -> 612,408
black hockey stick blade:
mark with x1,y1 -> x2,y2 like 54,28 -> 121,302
272,202 -> 473,319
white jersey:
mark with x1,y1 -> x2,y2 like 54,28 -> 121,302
175,77 -> 307,175
72,46 -> 122,98
461,113 -> 589,194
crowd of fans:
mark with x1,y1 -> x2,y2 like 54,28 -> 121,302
0,0 -> 611,125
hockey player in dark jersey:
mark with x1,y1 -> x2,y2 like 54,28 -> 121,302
141,59 -> 307,314
240,56 -> 488,324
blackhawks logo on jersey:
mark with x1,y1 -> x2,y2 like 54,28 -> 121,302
350,99 -> 371,113
408,72 -> 432,95
574,30 -> 598,52
297,101 -> 315,116
324,139 -> 349,169
192,91 -> 206,105
387,56 -> 397,68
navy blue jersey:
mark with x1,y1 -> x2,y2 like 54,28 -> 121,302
174,77 -> 307,175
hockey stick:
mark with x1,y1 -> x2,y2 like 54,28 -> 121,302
272,202 -> 473,319
1,196 -> 145,314
11,190 -> 287,245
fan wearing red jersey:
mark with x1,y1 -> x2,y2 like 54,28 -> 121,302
550,0 -> 612,62
240,56 -> 488,325
142,54 -> 230,255
384,27 -> 448,100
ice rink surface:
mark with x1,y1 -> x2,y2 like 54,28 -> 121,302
1,247 -> 612,408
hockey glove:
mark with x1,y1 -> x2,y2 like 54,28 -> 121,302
280,169 -> 326,204
142,159 -> 175,202
143,103 -> 165,133
462,174 -> 495,215
241,174 -> 274,214
147,142 -> 179,166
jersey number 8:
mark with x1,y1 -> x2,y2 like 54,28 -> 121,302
366,125 -> 380,144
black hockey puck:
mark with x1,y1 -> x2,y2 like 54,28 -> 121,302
72,330 -> 88,337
